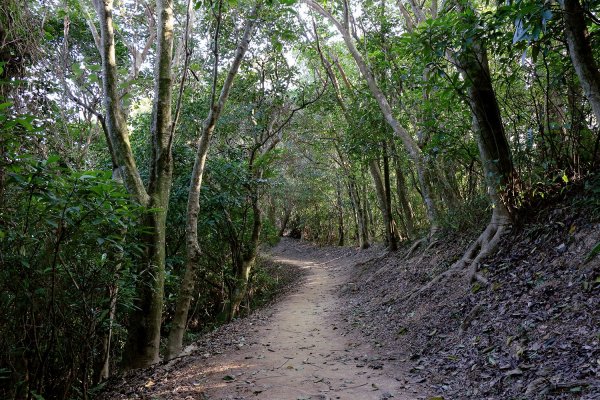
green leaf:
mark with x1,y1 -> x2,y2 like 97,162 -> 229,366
0,102 -> 13,111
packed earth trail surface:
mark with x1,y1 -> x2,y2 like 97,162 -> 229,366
103,239 -> 427,400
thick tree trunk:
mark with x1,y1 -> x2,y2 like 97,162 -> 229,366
452,13 -> 517,283
165,6 -> 259,360
94,0 -> 174,369
457,41 -> 516,217
369,158 -> 398,250
561,0 -> 600,123
122,0 -> 174,369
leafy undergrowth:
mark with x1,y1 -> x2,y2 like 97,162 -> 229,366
342,185 -> 600,399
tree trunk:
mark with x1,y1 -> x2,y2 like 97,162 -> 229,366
390,141 -> 416,238
334,144 -> 369,248
122,0 -> 174,367
561,0 -> 600,123
347,178 -> 369,248
336,180 -> 345,246
92,0 -> 150,207
227,194 -> 262,320
382,142 -> 399,244
453,9 -> 517,283
369,158 -> 398,250
306,0 -> 438,231
457,41 -> 516,218
165,6 -> 259,360
279,206 -> 292,237
94,0 -> 174,369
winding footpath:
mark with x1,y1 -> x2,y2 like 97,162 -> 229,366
107,239 -> 425,399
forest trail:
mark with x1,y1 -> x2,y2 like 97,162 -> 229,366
123,238 -> 425,400
189,239 -> 421,400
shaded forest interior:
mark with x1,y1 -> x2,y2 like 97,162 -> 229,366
0,0 -> 599,398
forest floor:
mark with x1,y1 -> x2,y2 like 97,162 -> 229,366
101,185 -> 600,400
101,239 -> 429,400
341,187 -> 600,399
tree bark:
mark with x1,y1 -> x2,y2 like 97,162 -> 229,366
456,40 -> 515,220
369,158 -> 398,250
165,3 -> 260,360
94,0 -> 175,369
561,0 -> 600,124
306,0 -> 438,232
451,3 -> 517,283
122,0 -> 175,369
92,0 -> 149,206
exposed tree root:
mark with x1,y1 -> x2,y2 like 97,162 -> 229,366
403,226 -> 441,260
398,212 -> 511,305
404,237 -> 428,260
459,302 -> 484,333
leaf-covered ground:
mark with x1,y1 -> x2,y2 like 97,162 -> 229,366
342,188 -> 600,399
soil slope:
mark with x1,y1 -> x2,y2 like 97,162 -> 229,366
343,192 -> 600,399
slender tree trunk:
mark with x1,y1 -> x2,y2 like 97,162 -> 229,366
347,178 -> 369,248
390,141 -> 416,238
334,144 -> 369,248
369,158 -> 398,250
93,0 -> 149,206
97,285 -> 117,381
165,5 -> 259,360
228,193 -> 262,320
561,0 -> 600,123
279,207 -> 292,237
361,167 -> 376,240
306,0 -> 438,231
382,142 -> 399,244
336,180 -> 345,246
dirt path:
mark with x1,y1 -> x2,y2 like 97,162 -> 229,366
105,239 -> 426,400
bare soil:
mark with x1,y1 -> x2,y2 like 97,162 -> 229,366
101,239 -> 428,400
